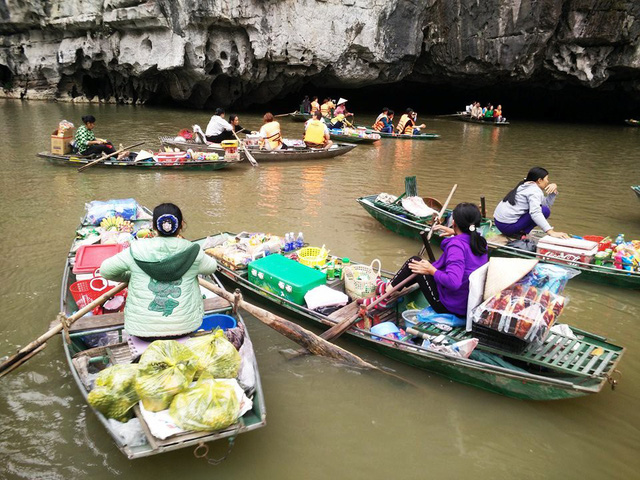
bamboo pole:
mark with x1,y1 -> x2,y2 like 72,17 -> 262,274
77,141 -> 145,172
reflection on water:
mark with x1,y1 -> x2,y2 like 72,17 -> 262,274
0,100 -> 639,479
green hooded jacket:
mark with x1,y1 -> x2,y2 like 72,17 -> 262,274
100,237 -> 217,337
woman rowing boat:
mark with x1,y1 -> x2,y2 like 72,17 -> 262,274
493,167 -> 569,239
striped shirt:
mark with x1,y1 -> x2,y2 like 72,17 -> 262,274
74,125 -> 95,153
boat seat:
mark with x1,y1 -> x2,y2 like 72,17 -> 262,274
413,323 -> 622,379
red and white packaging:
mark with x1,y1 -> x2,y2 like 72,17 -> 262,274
536,236 -> 598,265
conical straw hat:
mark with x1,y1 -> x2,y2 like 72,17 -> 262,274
337,97 -> 348,105
483,257 -> 539,300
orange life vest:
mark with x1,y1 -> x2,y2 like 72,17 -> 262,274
320,103 -> 331,117
373,114 -> 387,131
310,101 -> 320,113
260,121 -> 283,150
396,114 -> 414,135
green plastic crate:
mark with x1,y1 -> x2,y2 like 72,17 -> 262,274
248,254 -> 326,305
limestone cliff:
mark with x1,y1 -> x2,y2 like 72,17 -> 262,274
0,0 -> 638,107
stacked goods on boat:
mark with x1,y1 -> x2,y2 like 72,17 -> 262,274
537,235 -> 640,270
51,120 -> 75,154
373,191 -> 445,223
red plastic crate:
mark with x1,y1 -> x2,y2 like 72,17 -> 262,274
73,244 -> 125,274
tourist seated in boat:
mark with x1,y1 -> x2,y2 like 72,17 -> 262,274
205,108 -> 235,142
358,203 -> 488,316
100,203 -> 218,341
304,111 -> 334,150
310,96 -> 320,114
229,114 -> 244,134
320,98 -> 333,118
484,104 -> 494,120
493,167 -> 570,239
334,98 -> 352,117
470,102 -> 483,119
300,95 -> 311,114
396,109 -> 425,135
329,113 -> 352,129
410,111 -> 426,134
493,105 -> 506,123
259,112 -> 286,150
74,115 -> 128,159
373,109 -> 394,133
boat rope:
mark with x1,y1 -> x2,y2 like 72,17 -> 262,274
193,419 -> 244,465
57,312 -> 72,345
606,369 -> 622,390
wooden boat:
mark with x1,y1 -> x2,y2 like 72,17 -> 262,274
203,232 -> 624,400
58,211 -> 266,459
159,136 -> 357,161
632,186 -> 640,201
357,194 -> 640,289
328,129 -> 380,144
355,126 -> 440,140
38,151 -> 238,171
624,119 -> 640,127
456,114 -> 510,126
290,112 -> 313,122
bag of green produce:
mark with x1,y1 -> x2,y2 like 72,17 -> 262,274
169,376 -> 240,431
185,330 -> 241,379
88,364 -> 140,422
135,340 -> 197,412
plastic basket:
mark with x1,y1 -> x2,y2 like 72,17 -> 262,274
471,324 -> 528,354
298,246 -> 329,268
344,259 -> 381,300
69,273 -> 127,314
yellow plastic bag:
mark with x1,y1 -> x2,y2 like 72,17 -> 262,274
88,364 -> 140,422
134,340 -> 197,412
185,330 -> 241,379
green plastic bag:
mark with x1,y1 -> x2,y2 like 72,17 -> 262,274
169,376 -> 240,431
135,340 -> 197,412
185,330 -> 241,379
88,364 -> 140,422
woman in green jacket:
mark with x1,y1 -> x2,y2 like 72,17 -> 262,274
100,203 -> 217,340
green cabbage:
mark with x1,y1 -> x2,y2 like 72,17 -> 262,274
135,340 -> 197,412
185,330 -> 241,379
169,376 -> 240,431
88,364 -> 140,422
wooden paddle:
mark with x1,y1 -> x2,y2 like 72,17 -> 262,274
426,184 -> 457,242
274,111 -> 296,118
197,278 -> 376,369
232,131 -> 258,167
0,282 -> 127,377
77,141 -> 145,172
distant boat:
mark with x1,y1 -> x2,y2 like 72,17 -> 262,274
624,119 -> 640,127
456,114 -> 510,126
632,185 -> 640,202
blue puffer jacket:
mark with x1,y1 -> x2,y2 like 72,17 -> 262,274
100,237 -> 217,337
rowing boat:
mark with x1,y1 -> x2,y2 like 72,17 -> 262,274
58,208 -> 266,459
290,112 -> 313,122
357,194 -> 640,289
632,186 -> 640,202
159,136 -> 357,161
38,151 -> 239,171
355,126 -> 440,140
202,232 -> 624,400
624,119 -> 640,127
456,115 -> 510,126
328,129 -> 381,144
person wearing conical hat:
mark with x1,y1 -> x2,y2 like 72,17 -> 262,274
358,203 -> 489,316
334,98 -> 352,117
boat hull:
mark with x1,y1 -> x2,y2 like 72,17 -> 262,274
39,152 -> 233,170
357,195 -> 640,289
329,132 -> 380,144
456,115 -> 510,126
357,126 -> 440,140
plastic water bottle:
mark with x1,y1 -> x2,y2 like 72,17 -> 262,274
286,233 -> 294,252
283,233 -> 291,252
615,234 -> 625,245
288,232 -> 295,251
295,232 -> 304,249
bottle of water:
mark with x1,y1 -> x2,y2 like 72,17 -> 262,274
295,232 -> 304,249
615,234 -> 625,245
283,233 -> 291,252
288,232 -> 295,251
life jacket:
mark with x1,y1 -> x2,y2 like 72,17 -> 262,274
396,114 -> 414,135
260,121 -> 282,150
320,103 -> 331,117
310,101 -> 320,113
304,120 -> 326,144
373,113 -> 387,131
331,114 -> 346,127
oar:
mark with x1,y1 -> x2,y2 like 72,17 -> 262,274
426,184 -> 457,242
232,131 -> 258,167
197,278 -> 375,369
274,111 -> 296,118
77,141 -> 145,172
0,282 -> 127,377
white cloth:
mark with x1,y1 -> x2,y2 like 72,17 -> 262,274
304,285 -> 349,310
401,196 -> 437,218
205,115 -> 233,136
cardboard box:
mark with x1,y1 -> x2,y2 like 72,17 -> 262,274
51,128 -> 75,155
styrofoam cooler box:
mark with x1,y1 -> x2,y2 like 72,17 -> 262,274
536,236 -> 598,265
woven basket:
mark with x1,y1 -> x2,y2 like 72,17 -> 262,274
344,259 -> 382,300
298,246 -> 329,268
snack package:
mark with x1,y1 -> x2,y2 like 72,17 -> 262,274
185,330 -> 241,379
472,283 -> 566,345
169,376 -> 241,432
517,264 -> 579,295
134,340 -> 197,412
87,364 -> 140,422
85,199 -> 139,225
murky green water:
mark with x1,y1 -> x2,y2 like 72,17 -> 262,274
0,100 -> 639,479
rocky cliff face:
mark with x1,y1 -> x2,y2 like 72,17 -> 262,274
0,0 -> 638,107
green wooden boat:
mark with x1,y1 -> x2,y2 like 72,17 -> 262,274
356,126 -> 440,140
357,194 -> 640,289
38,151 -> 237,171
290,112 -> 313,122
632,186 -> 640,201
456,114 -> 510,126
58,211 -> 266,459
202,233 -> 624,400
624,119 -> 640,127
328,129 -> 381,144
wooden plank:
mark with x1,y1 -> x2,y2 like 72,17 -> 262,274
531,334 -> 560,360
549,339 -> 579,366
569,346 -> 596,371
592,351 -> 616,376
561,342 -> 587,367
